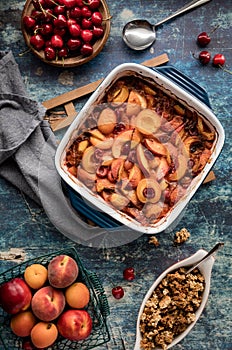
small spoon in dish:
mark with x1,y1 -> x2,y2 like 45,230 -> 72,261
122,0 -> 212,50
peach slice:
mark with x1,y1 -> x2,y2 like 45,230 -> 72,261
95,137 -> 114,150
135,109 -> 161,135
77,167 -> 96,187
168,154 -> 188,181
112,129 -> 141,158
126,90 -> 147,116
78,140 -> 89,153
81,146 -> 97,173
136,143 -> 150,178
144,138 -> 168,157
95,178 -> 116,192
143,202 -> 163,219
97,108 -> 117,135
156,157 -> 170,181
111,158 -> 125,181
112,86 -> 129,103
108,193 -> 129,210
136,178 -> 162,204
128,164 -> 143,188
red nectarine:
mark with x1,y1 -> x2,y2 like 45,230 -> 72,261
57,309 -> 92,341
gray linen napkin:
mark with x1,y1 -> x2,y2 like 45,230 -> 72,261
0,51 -> 57,205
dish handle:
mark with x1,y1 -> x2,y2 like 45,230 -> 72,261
153,65 -> 211,108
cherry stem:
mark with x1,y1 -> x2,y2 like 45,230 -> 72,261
220,65 -> 232,75
18,48 -> 31,57
209,24 -> 220,35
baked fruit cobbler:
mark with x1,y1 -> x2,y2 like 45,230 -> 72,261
61,76 -> 216,227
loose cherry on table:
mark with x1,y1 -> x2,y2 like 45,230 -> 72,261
112,286 -> 124,299
212,53 -> 226,66
198,50 -> 211,65
197,31 -> 211,47
123,267 -> 135,281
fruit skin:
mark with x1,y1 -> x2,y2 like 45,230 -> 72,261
57,309 -> 92,341
31,285 -> 65,321
31,322 -> 58,349
212,53 -> 226,66
123,267 -> 135,281
65,282 -> 90,309
197,31 -> 211,47
112,286 -> 124,299
199,50 -> 211,65
24,263 -> 48,289
48,254 -> 79,288
0,278 -> 32,314
10,310 -> 37,337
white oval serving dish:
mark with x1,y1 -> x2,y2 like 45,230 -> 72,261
55,63 -> 225,234
134,249 -> 215,349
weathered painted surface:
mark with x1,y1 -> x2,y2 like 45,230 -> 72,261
0,0 -> 231,349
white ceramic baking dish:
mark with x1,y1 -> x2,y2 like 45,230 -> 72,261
55,63 -> 225,234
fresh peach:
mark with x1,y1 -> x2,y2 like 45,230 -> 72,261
24,264 -> 48,289
10,310 -> 37,337
31,286 -> 65,322
57,309 -> 92,341
65,282 -> 90,309
48,254 -> 79,289
31,322 -> 58,349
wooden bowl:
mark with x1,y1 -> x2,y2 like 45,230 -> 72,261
21,0 -> 111,67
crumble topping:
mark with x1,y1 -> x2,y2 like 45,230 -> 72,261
174,228 -> 191,244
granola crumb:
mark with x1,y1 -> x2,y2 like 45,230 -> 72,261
149,236 -> 160,247
140,267 -> 205,350
174,228 -> 191,245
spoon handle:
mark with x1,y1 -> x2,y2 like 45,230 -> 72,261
155,0 -> 212,27
185,242 -> 224,275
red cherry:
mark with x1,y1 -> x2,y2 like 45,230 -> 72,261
82,18 -> 92,29
212,53 -> 226,66
75,0 -> 84,7
197,31 -> 211,47
80,43 -> 93,56
53,26 -> 66,36
67,38 -> 82,50
112,286 -> 124,299
81,6 -> 92,18
92,25 -> 104,38
23,15 -> 36,30
70,6 -> 82,18
123,267 -> 135,281
198,50 -> 211,65
91,11 -> 102,26
30,34 -> 45,50
51,34 -> 64,48
87,0 -> 100,10
44,0 -> 56,7
53,5 -> 65,15
58,47 -> 69,58
69,23 -> 81,37
62,0 -> 76,8
81,29 -> 93,42
41,8 -> 54,23
44,46 -> 56,60
40,23 -> 53,36
53,14 -> 67,28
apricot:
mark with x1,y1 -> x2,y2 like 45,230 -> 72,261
65,282 -> 90,309
136,178 -> 161,204
135,109 -> 161,135
97,107 -> 117,135
24,263 -> 48,289
10,311 -> 37,337
31,322 -> 58,349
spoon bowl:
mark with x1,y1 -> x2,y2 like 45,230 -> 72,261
122,0 -> 211,50
134,248 -> 216,349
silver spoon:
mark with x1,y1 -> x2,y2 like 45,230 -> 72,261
122,0 -> 212,50
185,242 -> 224,274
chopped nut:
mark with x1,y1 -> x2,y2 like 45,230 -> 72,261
174,228 -> 191,244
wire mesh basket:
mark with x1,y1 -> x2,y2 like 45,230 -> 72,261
0,246 -> 110,350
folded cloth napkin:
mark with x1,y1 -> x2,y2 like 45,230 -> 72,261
0,51 -> 57,205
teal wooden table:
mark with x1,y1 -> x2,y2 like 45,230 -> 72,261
0,0 -> 231,349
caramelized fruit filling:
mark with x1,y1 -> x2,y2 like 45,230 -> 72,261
62,76 -> 216,226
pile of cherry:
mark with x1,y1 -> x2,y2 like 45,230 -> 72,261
22,0 -> 107,62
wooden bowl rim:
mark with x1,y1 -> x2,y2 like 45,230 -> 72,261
21,0 -> 111,67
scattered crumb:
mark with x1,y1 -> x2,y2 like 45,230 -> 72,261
174,228 -> 191,245
149,236 -> 160,247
